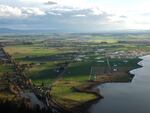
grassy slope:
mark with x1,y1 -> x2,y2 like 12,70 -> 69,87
51,80 -> 97,109
50,57 -> 141,109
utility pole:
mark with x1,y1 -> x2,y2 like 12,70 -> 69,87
89,67 -> 93,81
105,53 -> 111,73
106,57 -> 111,72
89,67 -> 97,81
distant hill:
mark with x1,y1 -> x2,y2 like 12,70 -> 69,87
0,28 -> 60,35
0,28 -> 150,35
0,28 -> 20,33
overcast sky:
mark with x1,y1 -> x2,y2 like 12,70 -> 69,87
0,0 -> 150,32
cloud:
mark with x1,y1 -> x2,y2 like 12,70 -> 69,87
2,0 -> 147,31
0,3 -> 125,32
120,15 -> 127,18
0,4 -> 45,17
22,7 -> 46,16
0,4 -> 22,17
73,14 -> 86,17
48,12 -> 61,16
20,0 -> 49,3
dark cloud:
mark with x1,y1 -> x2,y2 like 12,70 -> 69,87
44,1 -> 57,5
120,15 -> 127,18
0,7 -> 124,32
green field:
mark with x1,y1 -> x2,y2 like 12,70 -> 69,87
1,33 -> 150,109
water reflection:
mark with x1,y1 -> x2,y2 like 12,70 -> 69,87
89,55 -> 150,113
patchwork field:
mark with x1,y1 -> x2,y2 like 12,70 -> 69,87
1,33 -> 150,110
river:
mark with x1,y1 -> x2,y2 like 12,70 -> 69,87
89,55 -> 150,113
21,92 -> 45,109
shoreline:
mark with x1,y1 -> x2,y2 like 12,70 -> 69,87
71,57 -> 143,113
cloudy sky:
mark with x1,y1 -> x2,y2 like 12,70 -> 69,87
0,0 -> 150,32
